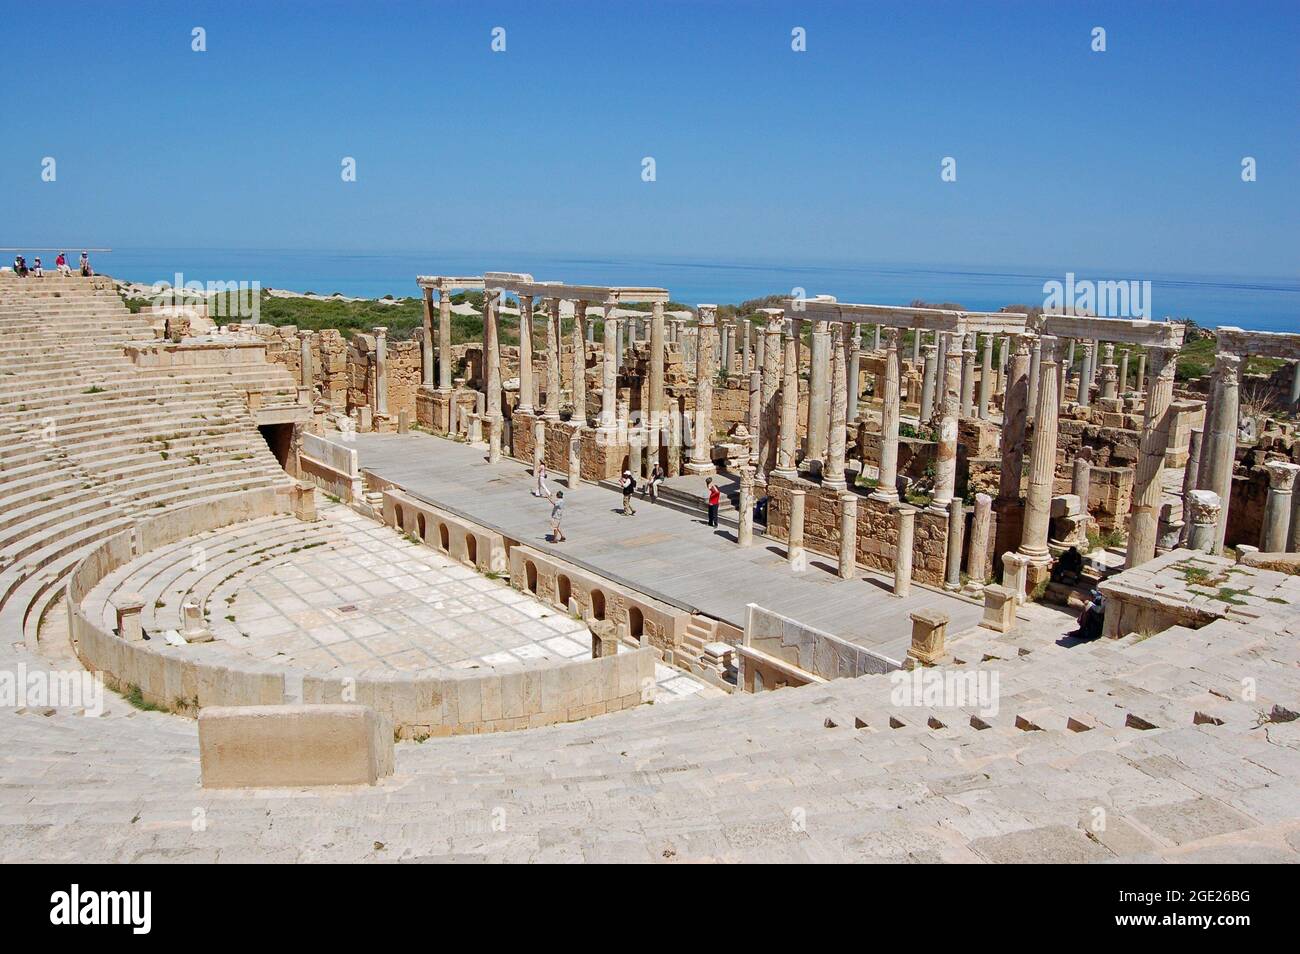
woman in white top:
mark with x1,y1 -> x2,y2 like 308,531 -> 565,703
534,461 -> 550,498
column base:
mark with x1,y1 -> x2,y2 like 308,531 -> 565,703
684,460 -> 716,476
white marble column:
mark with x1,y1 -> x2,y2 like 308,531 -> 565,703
978,333 -> 993,420
1026,335 -> 1042,424
1018,336 -> 1060,569
686,306 -> 716,474
919,342 -> 938,422
1200,353 -> 1241,554
419,288 -> 435,387
1125,346 -> 1177,568
1261,461 -> 1300,552
517,295 -> 535,415
960,333 -> 976,418
873,328 -> 901,503
760,315 -> 784,479
600,301 -> 620,431
437,288 -> 453,391
838,493 -> 857,580
893,505 -> 916,597
1186,490 -> 1221,552
805,320 -> 831,465
776,321 -> 799,477
823,321 -> 849,490
572,301 -> 588,424
847,323 -> 861,421
931,332 -> 961,512
543,298 -> 561,419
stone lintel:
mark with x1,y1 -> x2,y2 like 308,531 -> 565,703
1036,314 -> 1185,349
1215,327 -> 1300,360
416,275 -> 486,291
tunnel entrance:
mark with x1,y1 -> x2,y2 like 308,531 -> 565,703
259,423 -> 295,471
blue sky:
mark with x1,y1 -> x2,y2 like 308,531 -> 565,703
2,0 -> 1296,276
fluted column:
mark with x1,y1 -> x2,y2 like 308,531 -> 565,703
1125,346 -> 1177,568
759,315 -> 784,478
649,300 -> 665,461
931,332 -> 961,512
1018,336 -> 1060,567
572,301 -> 588,423
516,295 -> 535,415
1187,490 -> 1221,552
776,321 -> 799,477
805,320 -> 831,464
540,298 -> 561,419
437,288 -> 453,390
873,328 -> 901,503
1260,461 -> 1299,552
483,293 -> 503,460
1077,341 -> 1094,408
686,306 -> 716,474
823,321 -> 849,490
1200,353 -> 1240,554
600,301 -> 619,431
1026,335 -> 1042,424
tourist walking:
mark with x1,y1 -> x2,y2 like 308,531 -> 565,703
534,460 -> 550,498
621,470 -> 637,515
705,476 -> 721,527
550,490 -> 566,542
56,252 -> 70,276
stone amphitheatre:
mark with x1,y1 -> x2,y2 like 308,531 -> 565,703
1,268 -> 1298,864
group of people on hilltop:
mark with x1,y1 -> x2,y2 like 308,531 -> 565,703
9,251 -> 92,278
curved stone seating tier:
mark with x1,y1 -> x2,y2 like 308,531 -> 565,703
70,492 -> 657,738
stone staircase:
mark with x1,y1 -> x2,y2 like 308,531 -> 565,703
0,273 -> 295,648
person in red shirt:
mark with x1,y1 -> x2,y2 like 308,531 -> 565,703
56,252 -> 70,276
705,477 -> 721,527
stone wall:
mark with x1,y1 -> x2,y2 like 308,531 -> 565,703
764,474 -> 950,587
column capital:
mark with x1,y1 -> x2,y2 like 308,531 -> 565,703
373,326 -> 387,338
696,304 -> 717,324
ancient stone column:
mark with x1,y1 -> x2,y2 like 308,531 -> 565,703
1018,336 -> 1060,570
944,497 -> 964,591
532,420 -> 546,476
978,333 -> 993,420
847,323 -> 862,421
893,505 -> 916,597
823,322 -> 849,490
874,324 -> 883,353
787,489 -> 806,569
755,325 -> 766,370
1200,353 -> 1241,554
600,302 -> 620,432
935,332 -> 948,393
686,306 -> 716,474
742,319 -> 753,376
438,288 -> 453,390
587,320 -> 595,345
919,342 -> 937,422
516,295 -> 535,415
1072,456 -> 1091,514
1136,351 -> 1147,392
568,435 -> 581,491
541,299 -> 561,419
1291,361 -> 1300,410
775,321 -> 799,477
1179,429 -> 1203,547
805,320 -> 831,465
1118,349 -> 1130,392
1125,346 -> 1177,568
1077,341 -> 1094,408
760,314 -> 784,478
910,328 -> 921,364
373,326 -> 389,418
1260,461 -> 1300,552
873,328 -> 902,503
1288,470 -> 1300,553
572,301 -> 588,423
649,300 -> 666,465
960,333 -> 977,418
997,336 -> 1030,504
967,492 -> 993,584
299,332 -> 313,389
419,288 -> 435,388
838,493 -> 858,580
1186,490 -> 1221,552
931,333 -> 961,512
747,370 -> 761,466
616,319 -> 625,369
1026,335 -> 1042,424
738,467 -> 755,547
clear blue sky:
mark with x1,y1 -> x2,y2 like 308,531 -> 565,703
2,0 -> 1296,276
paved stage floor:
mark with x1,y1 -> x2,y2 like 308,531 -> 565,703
352,431 -> 984,661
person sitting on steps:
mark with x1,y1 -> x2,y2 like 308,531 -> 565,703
1050,545 -> 1084,586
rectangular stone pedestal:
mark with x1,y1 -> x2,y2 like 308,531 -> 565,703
580,428 -> 628,482
419,387 -> 453,432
